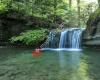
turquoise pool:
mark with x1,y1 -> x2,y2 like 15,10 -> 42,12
0,48 -> 100,80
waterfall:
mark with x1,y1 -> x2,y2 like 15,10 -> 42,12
41,28 -> 83,49
70,29 -> 82,48
40,31 -> 56,48
59,28 -> 83,49
59,30 -> 68,48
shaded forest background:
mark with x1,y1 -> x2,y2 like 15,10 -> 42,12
0,0 -> 99,47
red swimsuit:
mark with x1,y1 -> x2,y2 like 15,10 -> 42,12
32,49 -> 41,57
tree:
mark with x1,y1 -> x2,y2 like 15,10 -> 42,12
77,0 -> 80,27
69,0 -> 72,9
53,0 -> 57,22
98,0 -> 100,7
68,0 -> 72,27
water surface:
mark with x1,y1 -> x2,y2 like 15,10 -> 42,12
0,48 -> 100,80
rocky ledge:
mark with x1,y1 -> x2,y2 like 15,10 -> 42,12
83,8 -> 100,46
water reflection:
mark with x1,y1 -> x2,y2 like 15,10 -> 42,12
58,50 -> 89,80
58,51 -> 66,69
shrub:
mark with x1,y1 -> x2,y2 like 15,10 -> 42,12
10,28 -> 48,45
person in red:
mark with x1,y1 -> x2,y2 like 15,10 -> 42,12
32,48 -> 41,57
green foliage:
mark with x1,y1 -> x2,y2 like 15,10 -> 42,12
0,0 -> 98,27
0,0 -> 8,11
87,7 -> 100,28
80,2 -> 98,27
10,28 -> 48,45
90,8 -> 100,20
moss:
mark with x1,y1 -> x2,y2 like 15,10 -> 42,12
86,8 -> 100,34
87,8 -> 100,25
89,8 -> 100,21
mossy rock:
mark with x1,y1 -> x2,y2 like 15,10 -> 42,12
90,8 -> 100,20
83,8 -> 100,46
87,8 -> 100,27
85,8 -> 100,38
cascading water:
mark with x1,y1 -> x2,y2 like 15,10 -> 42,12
40,31 -> 58,48
59,30 -> 68,48
70,29 -> 82,48
41,28 -> 83,50
59,28 -> 83,49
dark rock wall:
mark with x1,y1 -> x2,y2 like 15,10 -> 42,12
0,10 -> 28,43
83,8 -> 100,46
41,31 -> 61,48
0,9 -> 52,46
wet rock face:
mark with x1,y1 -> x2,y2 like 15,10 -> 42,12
41,30 -> 61,48
83,8 -> 100,46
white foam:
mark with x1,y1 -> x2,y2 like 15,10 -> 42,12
40,48 -> 82,51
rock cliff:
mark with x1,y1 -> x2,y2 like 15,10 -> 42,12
83,8 -> 100,46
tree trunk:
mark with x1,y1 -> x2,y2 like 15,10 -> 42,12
54,0 -> 57,22
68,0 -> 72,27
77,0 -> 80,27
69,0 -> 72,9
98,0 -> 100,7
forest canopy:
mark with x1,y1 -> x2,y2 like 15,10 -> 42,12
0,0 -> 98,27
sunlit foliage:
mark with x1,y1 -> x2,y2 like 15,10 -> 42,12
10,28 -> 48,45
